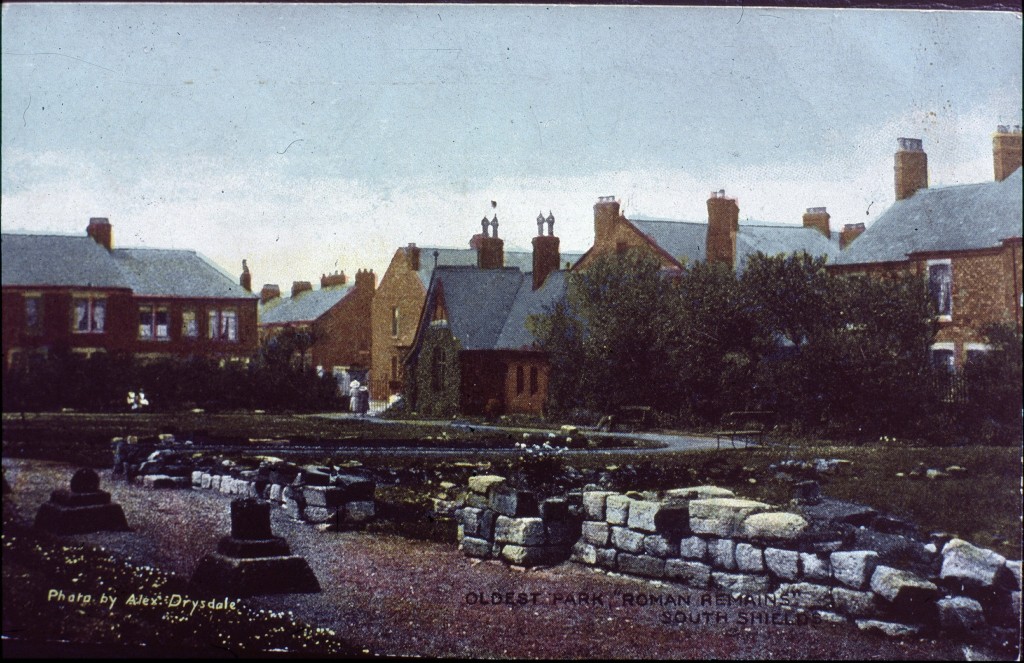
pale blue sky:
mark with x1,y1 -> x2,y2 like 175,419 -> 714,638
2,4 -> 1021,288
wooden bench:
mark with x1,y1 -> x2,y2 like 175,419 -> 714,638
713,411 -> 775,449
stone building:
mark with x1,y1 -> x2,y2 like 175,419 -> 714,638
258,269 -> 375,376
2,217 -> 258,367
829,127 -> 1023,370
404,214 -> 569,416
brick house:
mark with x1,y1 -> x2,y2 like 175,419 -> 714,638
573,193 -> 840,273
258,269 -> 375,377
370,215 -> 580,400
829,127 -> 1023,370
404,215 -> 568,416
2,217 -> 258,367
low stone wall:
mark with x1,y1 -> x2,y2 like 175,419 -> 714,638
456,476 -> 580,566
459,476 -> 1021,642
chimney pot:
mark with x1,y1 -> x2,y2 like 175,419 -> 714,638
240,259 -> 252,292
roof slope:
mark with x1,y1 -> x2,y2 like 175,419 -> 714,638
259,285 -> 353,324
411,246 -> 583,288
832,168 -> 1023,265
113,248 -> 255,298
495,270 -> 569,350
1,234 -> 131,289
430,267 -> 525,350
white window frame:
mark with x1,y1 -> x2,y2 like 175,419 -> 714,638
929,341 -> 956,373
138,303 -> 170,341
72,294 -> 107,334
926,259 -> 953,321
208,307 -> 239,342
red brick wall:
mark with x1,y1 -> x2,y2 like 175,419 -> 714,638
502,353 -> 549,415
311,277 -> 375,371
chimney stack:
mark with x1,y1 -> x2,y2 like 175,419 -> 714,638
993,125 -> 1022,182
291,281 -> 313,299
532,211 -> 560,290
593,196 -> 621,244
802,207 -> 831,239
354,268 -> 376,293
406,243 -> 421,271
239,259 -> 252,292
260,284 -> 281,304
321,271 -> 347,288
86,217 -> 113,251
706,190 -> 739,268
476,212 -> 504,269
839,223 -> 866,249
895,137 -> 928,201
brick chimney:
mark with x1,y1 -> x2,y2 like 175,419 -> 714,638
895,137 -> 928,201
706,190 -> 739,268
406,243 -> 421,271
354,268 -> 376,293
260,284 -> 281,303
532,211 -> 560,290
477,215 -> 504,269
839,223 -> 866,249
321,271 -> 346,288
291,281 -> 312,298
239,259 -> 252,292
593,196 -> 621,244
993,125 -> 1022,181
802,207 -> 831,239
86,217 -> 113,251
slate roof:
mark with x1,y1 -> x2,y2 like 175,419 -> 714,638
832,168 -> 1023,266
259,285 -> 354,324
112,248 -> 253,298
629,217 -> 840,270
418,267 -> 568,353
410,246 -> 583,288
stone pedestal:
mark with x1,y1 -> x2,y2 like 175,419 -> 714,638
33,469 -> 130,534
190,498 -> 320,597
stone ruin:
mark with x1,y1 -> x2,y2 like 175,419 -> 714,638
33,468 -> 130,534
456,476 -> 1022,644
190,497 -> 321,597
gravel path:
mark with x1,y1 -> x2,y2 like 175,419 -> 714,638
3,458 -> 967,659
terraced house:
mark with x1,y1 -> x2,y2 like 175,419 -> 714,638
1,217 -> 259,367
829,127 -> 1023,370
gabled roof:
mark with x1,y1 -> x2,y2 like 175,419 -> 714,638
409,246 -> 583,288
629,217 -> 840,270
259,285 -> 353,325
831,168 -> 1023,265
495,270 -> 569,350
1,233 -> 255,299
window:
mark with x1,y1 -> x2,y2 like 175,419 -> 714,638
72,296 -> 106,333
181,309 -> 199,339
927,260 -> 952,319
138,304 -> 170,340
391,307 -> 400,337
208,308 -> 238,342
24,295 -> 43,335
516,365 -> 525,394
930,343 -> 955,374
529,366 -> 539,395
965,343 -> 990,367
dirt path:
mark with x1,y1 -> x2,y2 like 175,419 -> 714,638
3,458 -> 969,659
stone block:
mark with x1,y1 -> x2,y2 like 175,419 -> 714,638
219,477 -> 234,494
815,611 -> 847,625
582,491 -> 615,521
303,506 -> 339,525
1006,560 -> 1022,590
937,596 -> 986,633
605,495 -> 630,525
461,536 -> 493,559
712,573 -> 771,595
653,505 -> 690,535
800,553 -> 830,582
461,508 -> 498,540
618,553 -> 665,578
627,500 -> 660,533
596,547 -> 617,569
34,501 -> 130,535
679,536 -> 707,561
500,544 -> 566,566
611,526 -> 645,553
230,499 -> 273,539
778,582 -> 833,610
664,486 -> 735,502
735,543 -> 764,573
764,548 -> 800,580
201,473 -> 212,489
210,475 -> 221,490
301,466 -> 332,486
665,560 -> 711,587
217,536 -> 290,558
495,516 -> 546,546
303,486 -> 348,508
192,471 -> 204,486
572,542 -> 598,565
343,501 -> 376,524
466,493 -> 489,509
940,539 -> 1012,590
869,565 -> 939,606
468,475 -> 506,495
50,490 -> 110,507
741,512 -> 808,542
545,521 -> 579,546
643,534 -> 676,558
854,620 -> 920,637
832,588 -> 879,618
268,484 -> 283,502
708,538 -> 736,571
189,553 -> 320,597
540,497 -> 570,521
490,487 -> 539,518
689,498 -> 771,520
582,521 -> 610,546
333,474 -> 375,501
830,551 -> 878,590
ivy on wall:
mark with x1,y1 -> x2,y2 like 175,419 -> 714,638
412,325 -> 462,417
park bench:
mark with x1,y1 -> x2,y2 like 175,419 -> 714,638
713,411 -> 775,449
595,405 -> 653,432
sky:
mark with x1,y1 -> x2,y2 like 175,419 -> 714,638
2,4 -> 1021,291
